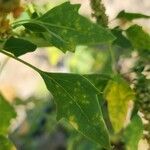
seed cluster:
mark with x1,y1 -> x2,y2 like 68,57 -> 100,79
133,58 -> 150,145
90,0 -> 108,27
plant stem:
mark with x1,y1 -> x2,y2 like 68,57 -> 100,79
109,44 -> 117,74
0,50 -> 40,73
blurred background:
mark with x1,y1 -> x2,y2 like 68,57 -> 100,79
0,0 -> 150,149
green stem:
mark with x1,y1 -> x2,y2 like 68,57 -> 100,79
0,50 -> 40,73
109,44 -> 117,74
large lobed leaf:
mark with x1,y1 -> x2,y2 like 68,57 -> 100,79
0,94 -> 16,135
104,76 -> 135,133
39,71 -> 111,149
126,25 -> 150,51
22,2 -> 115,53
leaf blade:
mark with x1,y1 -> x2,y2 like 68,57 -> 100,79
123,115 -> 143,150
23,2 -> 115,52
39,72 -> 111,149
104,77 -> 135,133
126,25 -> 150,51
116,10 -> 150,21
0,94 -> 16,135
111,27 -> 132,49
3,37 -> 37,57
0,135 -> 15,150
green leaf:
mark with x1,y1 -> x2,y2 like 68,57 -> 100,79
85,74 -> 110,91
126,25 -> 150,51
39,72 -> 111,149
85,74 -> 114,133
0,94 -> 16,135
3,37 -> 37,57
104,76 -> 135,133
111,27 -> 132,49
22,2 -> 115,52
0,135 -> 15,150
123,115 -> 143,150
22,34 -> 51,48
116,10 -> 150,21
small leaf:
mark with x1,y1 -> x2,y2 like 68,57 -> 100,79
123,115 -> 143,150
116,10 -> 150,21
111,27 -> 132,49
39,72 -> 111,149
0,94 -> 16,135
0,135 -> 15,150
3,37 -> 37,57
104,76 -> 135,133
22,2 -> 115,52
126,25 -> 150,51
